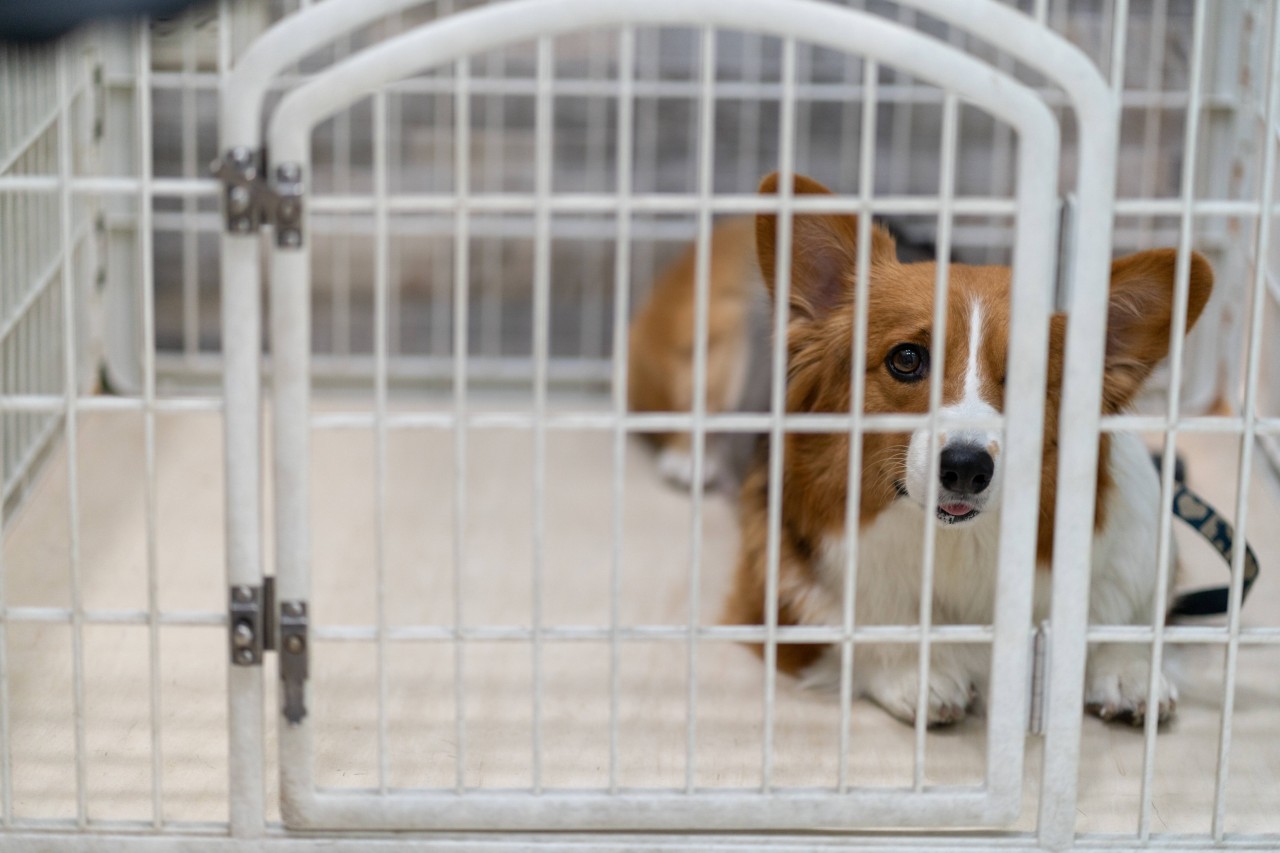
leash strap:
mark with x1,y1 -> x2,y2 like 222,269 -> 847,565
1167,479 -> 1260,618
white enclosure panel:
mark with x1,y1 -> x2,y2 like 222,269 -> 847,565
3,0 -> 1280,850
256,0 -> 1067,832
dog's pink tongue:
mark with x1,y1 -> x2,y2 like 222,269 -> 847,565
940,502 -> 973,517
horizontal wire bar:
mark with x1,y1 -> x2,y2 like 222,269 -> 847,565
6,613 -> 1270,645
5,174 -> 1280,218
305,623 -> 1280,646
309,783 -> 987,799
0,396 -> 224,413
4,607 -> 226,626
305,411 -> 1009,432
5,817 -> 229,834
109,68 -> 1243,112
6,822 -> 1280,850
309,194 -> 1280,218
136,212 -> 1231,256
149,352 -> 617,387
1098,414 -> 1280,433
311,192 -> 1017,215
311,623 -> 998,644
306,410 -> 1280,435
0,176 -> 219,195
4,402 -> 1277,437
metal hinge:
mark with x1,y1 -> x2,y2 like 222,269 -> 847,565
91,63 -> 106,141
1028,622 -> 1049,736
209,147 -> 306,249
228,578 -> 309,724
229,578 -> 272,665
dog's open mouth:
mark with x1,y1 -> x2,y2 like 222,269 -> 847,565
937,502 -> 979,524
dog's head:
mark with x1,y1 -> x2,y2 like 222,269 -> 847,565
754,172 -> 1214,537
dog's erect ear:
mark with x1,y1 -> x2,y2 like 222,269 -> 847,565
755,172 -> 896,322
1102,248 -> 1214,411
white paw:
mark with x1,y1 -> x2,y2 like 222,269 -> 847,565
657,447 -> 721,490
1085,646 -> 1178,725
863,658 -> 976,728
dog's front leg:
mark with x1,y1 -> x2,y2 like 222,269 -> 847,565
851,642 -> 978,727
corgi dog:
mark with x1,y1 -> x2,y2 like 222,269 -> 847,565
630,172 -> 1213,727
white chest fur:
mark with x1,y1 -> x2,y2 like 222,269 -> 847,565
794,431 -> 1176,723
804,431 -> 1167,631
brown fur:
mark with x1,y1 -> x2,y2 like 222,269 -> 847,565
627,217 -> 761,453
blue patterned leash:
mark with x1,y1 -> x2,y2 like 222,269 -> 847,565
1159,455 -> 1260,618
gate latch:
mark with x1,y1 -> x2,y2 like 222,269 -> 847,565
279,600 -> 309,724
228,580 -> 309,724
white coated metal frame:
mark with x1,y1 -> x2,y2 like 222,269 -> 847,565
260,0 -> 1064,833
1,0 -> 1280,850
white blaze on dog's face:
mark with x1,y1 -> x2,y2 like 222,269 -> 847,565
903,299 -> 1004,526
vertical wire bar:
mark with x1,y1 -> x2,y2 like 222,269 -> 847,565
887,6 -> 916,195
792,44 -> 811,175
837,57 -> 878,794
1109,0 -> 1132,95
430,0 -> 456,361
634,31 -> 660,294
180,15 -> 199,357
988,46 -> 1014,265
479,48 -> 506,358
912,93 -> 958,791
736,32 -> 762,195
1137,0 -> 1208,839
386,12 -> 404,360
1051,0 -> 1071,36
608,26 -> 635,796
578,33 -> 609,360
683,25 -> 716,795
0,80 -> 10,825
1211,0 -> 1280,838
761,36 -> 797,794
0,46 -> 12,826
835,42 -> 860,192
530,35 -> 554,795
1137,0 -> 1170,244
217,0 -> 231,76
332,35 -> 353,358
451,54 -> 471,795
373,91 -> 391,795
135,22 -> 164,828
56,42 -> 87,829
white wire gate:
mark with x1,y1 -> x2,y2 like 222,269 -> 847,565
0,0 -> 1279,850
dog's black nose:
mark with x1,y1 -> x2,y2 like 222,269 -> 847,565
939,446 -> 994,495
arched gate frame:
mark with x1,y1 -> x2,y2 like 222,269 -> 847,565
218,0 -> 1119,841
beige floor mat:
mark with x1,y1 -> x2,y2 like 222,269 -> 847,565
4,404 -> 1279,835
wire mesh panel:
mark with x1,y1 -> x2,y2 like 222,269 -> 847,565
1,0 -> 1280,850
255,0 -> 1068,831
0,41 -> 91,521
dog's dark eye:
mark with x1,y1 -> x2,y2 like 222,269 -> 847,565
886,343 -> 929,382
